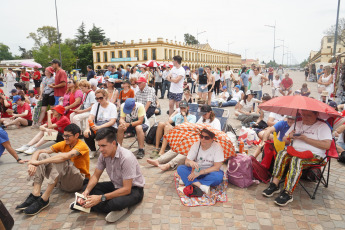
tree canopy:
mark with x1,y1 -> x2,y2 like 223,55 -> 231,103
184,33 -> 199,45
75,22 -> 90,45
77,43 -> 93,74
88,24 -> 109,44
0,43 -> 13,60
325,18 -> 345,47
27,26 -> 62,48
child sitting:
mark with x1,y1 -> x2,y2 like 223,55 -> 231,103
300,83 -> 310,97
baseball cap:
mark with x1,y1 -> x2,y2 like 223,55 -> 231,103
51,105 -> 65,115
286,115 -> 296,119
199,104 -> 212,116
222,86 -> 227,90
123,98 -> 136,114
106,78 -> 116,83
12,95 -> 21,103
235,85 -> 241,89
136,77 -> 147,83
10,89 -> 17,94
179,100 -> 189,108
246,90 -> 257,96
49,59 -> 61,65
328,100 -> 337,109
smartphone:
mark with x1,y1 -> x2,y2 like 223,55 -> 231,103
293,133 -> 301,136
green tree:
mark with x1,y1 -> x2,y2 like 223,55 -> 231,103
0,43 -> 13,60
184,33 -> 199,45
27,26 -> 62,48
300,59 -> 309,68
266,60 -> 278,67
33,43 -> 76,71
75,22 -> 90,45
325,18 -> 345,47
64,38 -> 78,54
18,46 -> 33,59
88,24 -> 109,44
77,43 -> 93,74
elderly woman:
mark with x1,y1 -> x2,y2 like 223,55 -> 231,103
60,79 -> 83,118
70,80 -> 96,129
177,128 -> 224,195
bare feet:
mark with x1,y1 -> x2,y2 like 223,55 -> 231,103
158,163 -> 170,171
147,159 -> 159,167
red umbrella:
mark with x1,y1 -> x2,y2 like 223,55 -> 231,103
258,95 -> 340,119
159,62 -> 173,68
143,60 -> 160,68
164,123 -> 236,159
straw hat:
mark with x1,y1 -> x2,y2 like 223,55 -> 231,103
321,91 -> 329,97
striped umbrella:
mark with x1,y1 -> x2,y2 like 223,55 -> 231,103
143,60 -> 160,68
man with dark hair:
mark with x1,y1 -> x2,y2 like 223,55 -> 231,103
75,127 -> 144,223
49,59 -> 67,105
87,65 -> 96,81
165,56 -> 185,116
16,124 -> 90,215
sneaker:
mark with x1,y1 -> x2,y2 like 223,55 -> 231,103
16,193 -> 41,210
218,102 -> 223,108
105,208 -> 128,223
274,191 -> 293,206
136,149 -> 145,159
16,145 -> 30,153
24,146 -> 37,155
69,202 -> 78,211
262,182 -> 280,197
150,149 -> 159,159
23,197 -> 49,215
199,185 -> 210,195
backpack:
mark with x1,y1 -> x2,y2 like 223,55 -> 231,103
338,151 -> 345,164
261,140 -> 276,174
250,156 -> 271,183
145,123 -> 158,145
227,154 -> 256,188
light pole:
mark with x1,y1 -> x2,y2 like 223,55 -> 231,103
265,21 -> 276,63
196,30 -> 206,68
55,0 -> 62,66
333,0 -> 341,63
278,39 -> 285,65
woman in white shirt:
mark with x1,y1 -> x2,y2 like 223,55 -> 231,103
271,75 -> 281,97
235,90 -> 261,126
249,67 -> 268,100
223,65 -> 234,94
196,104 -> 221,131
317,66 -> 334,99
5,68 -> 17,93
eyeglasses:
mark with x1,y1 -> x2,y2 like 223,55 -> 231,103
67,81 -> 73,84
199,134 -> 212,140
95,97 -> 104,101
63,134 -> 73,139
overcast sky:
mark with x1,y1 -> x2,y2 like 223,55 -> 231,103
2,0 -> 344,64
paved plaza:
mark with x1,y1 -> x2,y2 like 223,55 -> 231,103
1,71 -> 345,230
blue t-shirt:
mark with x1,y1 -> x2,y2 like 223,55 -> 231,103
87,70 -> 96,81
273,120 -> 291,141
317,69 -> 323,77
104,70 -> 112,77
172,113 -> 196,126
0,128 -> 9,157
241,73 -> 249,87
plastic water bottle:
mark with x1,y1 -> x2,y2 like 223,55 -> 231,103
194,164 -> 201,176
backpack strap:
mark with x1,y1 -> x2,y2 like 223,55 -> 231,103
95,103 -> 100,123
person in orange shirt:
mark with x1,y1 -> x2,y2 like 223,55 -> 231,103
16,124 -> 90,215
117,80 -> 134,107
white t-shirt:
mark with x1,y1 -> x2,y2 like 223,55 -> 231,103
285,120 -> 332,158
131,86 -> 139,95
269,112 -> 284,123
29,96 -> 37,105
169,66 -> 185,94
239,98 -> 260,113
232,90 -> 244,102
196,117 -> 221,131
223,70 -> 233,80
83,91 -> 96,109
90,102 -> 118,128
129,72 -> 139,80
218,92 -> 229,102
187,141 -> 224,170
6,72 -> 16,82
272,79 -> 281,88
214,72 -> 220,81
250,74 -> 263,91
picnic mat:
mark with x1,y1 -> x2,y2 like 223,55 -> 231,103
174,172 -> 228,207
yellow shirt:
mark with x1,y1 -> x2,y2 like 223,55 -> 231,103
50,139 -> 90,178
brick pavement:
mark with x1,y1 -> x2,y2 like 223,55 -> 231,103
0,71 -> 345,229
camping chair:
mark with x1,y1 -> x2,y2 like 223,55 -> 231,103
128,114 -> 157,149
188,103 -> 199,116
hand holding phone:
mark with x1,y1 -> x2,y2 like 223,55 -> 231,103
293,133 -> 301,136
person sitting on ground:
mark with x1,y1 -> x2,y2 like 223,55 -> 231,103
219,85 -> 244,108
266,112 -> 285,127
117,98 -> 150,159
300,83 -> 310,97
9,89 -> 17,100
271,75 -> 281,97
0,127 -> 27,164
151,100 -> 196,158
105,78 -> 118,104
73,127 -> 144,223
60,79 -> 83,119
253,116 -> 295,158
84,89 -> 117,158
17,90 -> 31,104
154,96 -> 161,115
182,88 -> 193,103
196,105 -> 221,130
3,95 -> 33,128
262,110 -> 332,206
15,105 -> 70,155
70,80 -> 96,130
177,128 -> 224,195
320,91 -> 332,104
134,77 -> 157,119
235,90 -> 261,126
89,78 -> 99,92
130,77 -> 139,95
16,124 -> 90,215
0,93 -> 13,125
279,73 -> 293,96
117,80 -> 135,106
210,86 -> 229,107
252,94 -> 272,129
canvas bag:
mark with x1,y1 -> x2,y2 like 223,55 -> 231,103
227,153 -> 256,188
250,156 -> 271,183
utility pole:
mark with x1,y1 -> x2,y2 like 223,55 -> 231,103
332,0 -> 341,63
196,30 -> 206,68
278,39 -> 285,65
55,0 -> 62,66
265,21 -> 276,63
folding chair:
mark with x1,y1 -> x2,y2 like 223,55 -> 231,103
188,103 -> 199,116
128,114 -> 157,149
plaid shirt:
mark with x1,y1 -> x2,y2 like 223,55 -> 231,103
134,86 -> 156,107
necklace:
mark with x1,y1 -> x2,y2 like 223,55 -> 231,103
300,121 -> 315,134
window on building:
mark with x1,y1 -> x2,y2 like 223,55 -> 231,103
135,50 -> 139,60
97,52 -> 100,62
169,50 -> 172,59
103,52 -> 108,62
152,49 -> 156,60
119,51 -> 123,58
127,50 -> 131,58
165,49 -> 167,60
327,37 -> 333,43
143,50 -> 148,60
327,46 -> 331,48
111,52 -> 115,59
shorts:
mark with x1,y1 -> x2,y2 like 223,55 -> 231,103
126,123 -> 149,134
42,94 -> 55,106
168,92 -> 183,102
34,79 -> 42,88
21,120 -> 33,126
208,85 -> 213,92
198,84 -> 208,93
268,74 -> 273,80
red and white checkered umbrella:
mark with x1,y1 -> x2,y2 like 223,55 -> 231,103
164,123 -> 236,159
143,60 -> 160,68
159,62 -> 173,68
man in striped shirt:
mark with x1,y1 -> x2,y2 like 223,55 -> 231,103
76,127 -> 145,223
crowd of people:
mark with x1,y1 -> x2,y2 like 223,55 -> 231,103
0,55 -> 341,223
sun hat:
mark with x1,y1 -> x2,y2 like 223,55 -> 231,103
246,90 -> 257,96
321,91 -> 329,97
51,105 -> 65,115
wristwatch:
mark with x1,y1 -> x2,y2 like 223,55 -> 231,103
101,194 -> 106,202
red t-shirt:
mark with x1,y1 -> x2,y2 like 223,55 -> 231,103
281,78 -> 293,89
21,72 -> 30,82
50,115 -> 71,133
0,100 -> 13,118
54,69 -> 68,97
0,89 -> 4,94
33,71 -> 41,81
17,102 -> 32,121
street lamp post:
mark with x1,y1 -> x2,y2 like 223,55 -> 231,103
333,0 -> 341,63
265,21 -> 276,63
55,0 -> 62,66
278,39 -> 285,65
196,30 -> 206,68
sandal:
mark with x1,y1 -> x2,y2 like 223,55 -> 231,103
150,149 -> 160,159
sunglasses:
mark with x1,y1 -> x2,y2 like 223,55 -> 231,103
199,134 -> 212,140
95,97 -> 104,101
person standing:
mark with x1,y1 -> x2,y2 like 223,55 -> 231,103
268,67 -> 274,85
205,66 -> 215,105
154,67 -> 163,97
317,65 -> 324,81
161,67 -> 171,99
5,68 -> 16,94
304,67 -> 309,81
249,67 -> 268,100
87,65 -> 96,81
165,56 -> 185,116
20,67 -> 30,91
277,65 -> 284,80
213,67 -> 221,96
223,66 -> 234,94
49,59 -> 67,105
33,66 -> 42,95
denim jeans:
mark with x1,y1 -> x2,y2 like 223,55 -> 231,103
254,90 -> 262,100
177,165 -> 224,187
54,96 -> 61,105
162,80 -> 171,98
225,79 -> 232,94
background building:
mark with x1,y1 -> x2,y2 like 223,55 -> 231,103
92,37 -> 242,71
309,35 -> 345,64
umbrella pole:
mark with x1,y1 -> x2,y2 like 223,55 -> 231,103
293,109 -> 298,131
